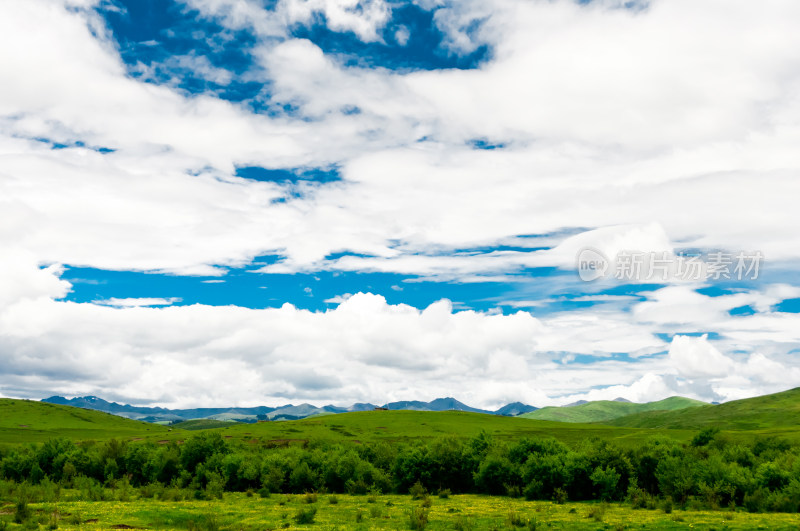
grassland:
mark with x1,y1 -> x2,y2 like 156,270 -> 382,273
3,492 -> 800,530
605,387 -> 800,431
2,398 -> 795,449
520,397 -> 707,423
171,419 -> 235,431
203,409 -> 703,447
0,399 -> 177,445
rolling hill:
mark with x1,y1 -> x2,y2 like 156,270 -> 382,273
192,409 -> 744,448
519,396 -> 707,423
0,399 -> 176,444
604,387 -> 800,430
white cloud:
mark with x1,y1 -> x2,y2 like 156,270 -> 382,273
279,0 -> 391,43
93,297 -> 183,307
1,0 -> 800,407
1,0 -> 799,278
668,334 -> 736,379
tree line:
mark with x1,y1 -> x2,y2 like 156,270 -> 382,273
1,428 -> 799,513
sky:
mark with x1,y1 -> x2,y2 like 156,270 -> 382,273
1,0 -> 799,409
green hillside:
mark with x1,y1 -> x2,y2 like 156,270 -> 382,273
171,418 -> 235,430
519,396 -> 707,423
0,399 -> 177,444
605,387 -> 800,430
204,409 -> 701,447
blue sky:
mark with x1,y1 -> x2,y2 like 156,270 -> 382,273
1,0 -> 799,408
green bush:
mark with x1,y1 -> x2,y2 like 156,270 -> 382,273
408,506 -> 429,530
660,497 -> 674,514
294,506 -> 317,525
13,498 -> 31,524
506,508 -> 525,527
409,480 -> 427,499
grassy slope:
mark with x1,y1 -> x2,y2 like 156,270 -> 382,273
172,419 -> 236,430
207,409 -> 700,448
520,396 -> 707,423
0,399 -> 177,444
604,387 -> 800,431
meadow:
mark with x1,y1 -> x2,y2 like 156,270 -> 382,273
5,491 -> 800,530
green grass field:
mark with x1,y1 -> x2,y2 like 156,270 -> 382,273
0,399 -> 177,445
3,397 -> 797,449
520,397 -> 707,423
3,492 -> 800,530
171,418 -> 236,431
202,409 -> 703,447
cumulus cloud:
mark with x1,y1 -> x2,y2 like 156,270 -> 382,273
279,0 -> 391,42
1,0 -> 799,278
1,0 -> 799,407
0,261 -> 798,407
668,334 -> 736,379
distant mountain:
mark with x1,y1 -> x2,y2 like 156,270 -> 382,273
605,387 -> 800,430
520,396 -> 707,423
42,395 -> 537,423
494,402 -> 538,417
42,396 -> 278,424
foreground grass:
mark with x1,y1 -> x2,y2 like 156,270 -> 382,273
3,493 -> 800,530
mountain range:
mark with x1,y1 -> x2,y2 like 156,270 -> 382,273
42,394 -> 711,425
42,395 -> 539,424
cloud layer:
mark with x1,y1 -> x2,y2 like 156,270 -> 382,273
0,0 -> 799,406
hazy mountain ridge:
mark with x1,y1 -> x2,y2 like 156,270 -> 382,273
42,395 -> 538,423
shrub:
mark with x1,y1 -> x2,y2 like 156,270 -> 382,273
506,508 -> 525,527
304,491 -> 318,504
205,471 -> 225,500
409,480 -> 427,500
438,488 -> 451,499
506,484 -> 522,498
590,466 -> 621,501
586,503 -> 606,522
294,506 -> 317,525
453,515 -> 474,531
13,498 -> 31,524
408,506 -> 429,530
328,494 -> 339,504
691,428 -> 720,447
660,497 -> 674,514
